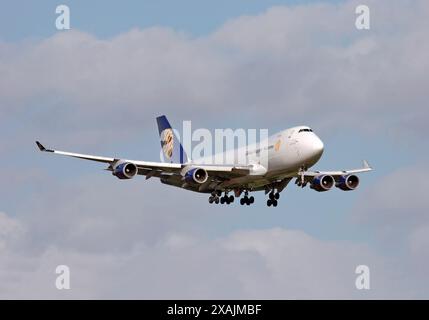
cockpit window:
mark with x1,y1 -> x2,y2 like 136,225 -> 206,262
298,128 -> 313,133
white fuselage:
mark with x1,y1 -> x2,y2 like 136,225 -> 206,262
193,125 -> 324,179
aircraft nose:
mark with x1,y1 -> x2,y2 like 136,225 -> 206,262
312,136 -> 324,157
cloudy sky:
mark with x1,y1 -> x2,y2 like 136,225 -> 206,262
1,0 -> 428,298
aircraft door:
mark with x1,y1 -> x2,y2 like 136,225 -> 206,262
286,130 -> 301,161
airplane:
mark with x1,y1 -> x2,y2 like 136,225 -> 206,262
35,115 -> 372,207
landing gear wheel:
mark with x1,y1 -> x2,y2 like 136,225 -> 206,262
272,200 -> 278,207
209,197 -> 214,204
239,190 -> 254,206
215,198 -> 219,204
267,199 -> 272,207
274,192 -> 280,200
220,197 -> 225,204
269,192 -> 275,200
229,195 -> 234,203
242,196 -> 249,205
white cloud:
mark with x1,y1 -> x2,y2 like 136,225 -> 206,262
1,0 -> 429,151
0,165 -> 425,298
0,212 -> 25,251
0,219 -> 399,299
1,0 -> 429,298
354,166 -> 429,227
352,164 -> 429,297
221,228 -> 393,299
409,225 -> 429,260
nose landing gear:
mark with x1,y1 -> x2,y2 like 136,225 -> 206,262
295,178 -> 308,188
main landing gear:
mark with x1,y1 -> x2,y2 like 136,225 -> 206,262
220,193 -> 234,204
208,191 -> 234,205
240,191 -> 254,206
208,188 -> 281,207
209,190 -> 255,206
208,191 -> 220,204
266,190 -> 280,207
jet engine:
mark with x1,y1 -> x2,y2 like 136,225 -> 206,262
336,174 -> 359,191
184,167 -> 208,184
310,174 -> 334,192
113,162 -> 138,179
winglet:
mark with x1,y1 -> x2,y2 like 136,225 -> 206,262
36,141 -> 46,151
35,141 -> 53,152
363,160 -> 372,169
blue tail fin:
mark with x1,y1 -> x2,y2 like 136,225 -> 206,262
156,115 -> 188,164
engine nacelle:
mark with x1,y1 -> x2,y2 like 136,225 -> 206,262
310,174 -> 334,192
336,174 -> 359,191
184,168 -> 208,184
113,162 -> 138,180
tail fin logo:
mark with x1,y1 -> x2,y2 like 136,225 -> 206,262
274,139 -> 282,152
161,128 -> 174,159
156,115 -> 188,164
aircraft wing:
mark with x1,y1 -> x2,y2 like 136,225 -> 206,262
298,160 -> 373,181
36,141 -> 182,171
35,141 -> 250,179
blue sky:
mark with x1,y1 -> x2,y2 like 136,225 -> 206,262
1,0 -> 344,41
1,0 -> 428,298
